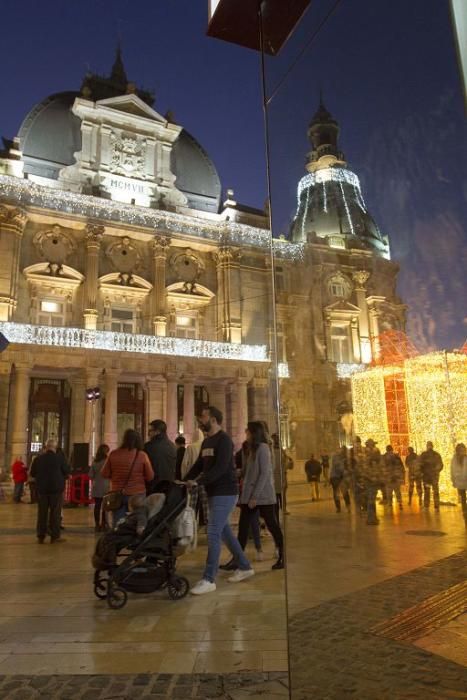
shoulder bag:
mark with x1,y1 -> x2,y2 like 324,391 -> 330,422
103,450 -> 139,512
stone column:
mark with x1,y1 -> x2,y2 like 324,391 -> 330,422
248,376 -> 269,422
208,382 -> 227,421
166,375 -> 178,440
70,375 -> 86,448
352,270 -> 371,362
10,364 -> 31,462
152,235 -> 171,336
213,246 -> 242,343
0,207 -> 27,321
103,369 -> 119,450
237,378 -> 249,442
350,317 -> 361,363
182,380 -> 195,439
368,306 -> 382,361
83,223 -> 105,330
0,363 -> 12,472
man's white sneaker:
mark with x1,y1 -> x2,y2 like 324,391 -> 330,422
190,579 -> 217,595
227,568 -> 255,583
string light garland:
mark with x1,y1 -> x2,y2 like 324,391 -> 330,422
0,175 -> 305,260
351,352 -> 467,500
277,362 -> 290,378
0,321 -> 268,363
336,363 -> 366,379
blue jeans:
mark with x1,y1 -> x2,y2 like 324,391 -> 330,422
112,495 -> 130,527
204,495 -> 251,583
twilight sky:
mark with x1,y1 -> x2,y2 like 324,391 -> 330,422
1,0 -> 465,351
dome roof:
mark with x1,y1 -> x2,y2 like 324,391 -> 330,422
289,167 -> 389,256
18,91 -> 222,213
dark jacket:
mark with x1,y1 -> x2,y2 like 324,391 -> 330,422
305,459 -> 322,482
185,430 -> 238,498
175,446 -> 186,482
30,450 -> 70,494
144,434 -> 177,487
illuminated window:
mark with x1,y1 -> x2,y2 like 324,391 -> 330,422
328,236 -> 345,249
175,313 -> 197,339
330,324 -> 351,362
330,281 -> 345,297
38,298 -> 65,327
111,307 -> 134,334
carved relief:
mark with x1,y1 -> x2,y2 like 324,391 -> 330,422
352,269 -> 371,290
326,271 -> 352,300
170,248 -> 205,293
0,205 -> 27,229
106,236 -> 142,276
85,223 -> 105,244
33,225 -> 77,266
109,131 -> 146,178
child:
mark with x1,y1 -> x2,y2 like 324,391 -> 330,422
92,493 -> 166,569
11,457 -> 28,503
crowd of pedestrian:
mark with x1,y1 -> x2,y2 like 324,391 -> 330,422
11,405 -> 286,597
304,439 -> 467,524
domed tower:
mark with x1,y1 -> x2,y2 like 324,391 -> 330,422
290,100 -> 389,258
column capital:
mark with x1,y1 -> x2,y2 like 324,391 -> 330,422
85,222 -> 105,247
0,205 -> 27,233
104,368 -> 120,383
352,270 -> 370,291
13,362 -> 31,374
213,246 -> 241,266
153,235 -> 171,258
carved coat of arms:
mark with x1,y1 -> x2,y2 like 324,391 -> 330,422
110,132 -> 146,178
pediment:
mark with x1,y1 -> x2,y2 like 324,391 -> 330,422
325,299 -> 361,314
96,95 -> 167,123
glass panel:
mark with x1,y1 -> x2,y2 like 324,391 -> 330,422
261,2 -> 467,697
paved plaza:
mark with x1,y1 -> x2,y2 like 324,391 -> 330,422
0,482 -> 466,698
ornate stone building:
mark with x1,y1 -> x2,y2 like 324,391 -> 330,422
0,55 -> 404,469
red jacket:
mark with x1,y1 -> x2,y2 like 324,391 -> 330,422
12,460 -> 28,483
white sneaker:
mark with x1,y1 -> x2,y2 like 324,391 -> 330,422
256,550 -> 264,561
228,568 -> 255,583
190,579 -> 217,595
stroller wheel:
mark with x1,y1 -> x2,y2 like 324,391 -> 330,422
107,586 -> 128,610
167,576 -> 189,600
93,574 -> 109,600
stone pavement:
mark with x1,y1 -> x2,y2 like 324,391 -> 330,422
285,483 -> 467,699
0,671 -> 289,699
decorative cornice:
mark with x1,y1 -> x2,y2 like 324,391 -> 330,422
0,175 -> 305,259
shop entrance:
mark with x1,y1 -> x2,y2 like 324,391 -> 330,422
28,379 -> 70,462
116,383 -> 144,443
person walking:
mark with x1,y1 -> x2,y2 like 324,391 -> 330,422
271,433 -> 283,517
383,445 -> 405,510
234,440 -> 263,562
31,439 -> 70,543
450,443 -> 467,514
321,454 -> 330,485
102,429 -> 154,526
174,435 -> 186,481
358,439 -> 384,525
305,454 -> 322,501
88,444 -> 110,532
330,446 -> 351,513
234,421 -> 284,570
419,441 -> 444,511
11,456 -> 28,503
185,406 -> 254,595
144,420 -> 176,490
406,446 -> 422,505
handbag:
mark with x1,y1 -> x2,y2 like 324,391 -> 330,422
103,450 -> 139,512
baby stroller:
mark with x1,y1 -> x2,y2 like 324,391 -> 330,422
93,482 -> 192,609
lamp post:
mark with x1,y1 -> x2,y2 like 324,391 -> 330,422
85,386 -> 101,460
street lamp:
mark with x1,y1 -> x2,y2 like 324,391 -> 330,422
85,386 -> 101,460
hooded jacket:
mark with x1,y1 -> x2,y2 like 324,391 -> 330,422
145,433 -> 177,487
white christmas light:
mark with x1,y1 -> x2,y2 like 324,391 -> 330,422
0,321 -> 268,362
297,168 -> 362,201
0,175 -> 305,260
336,362 -> 366,379
277,362 -> 290,378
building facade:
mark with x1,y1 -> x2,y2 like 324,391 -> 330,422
0,55 -> 404,470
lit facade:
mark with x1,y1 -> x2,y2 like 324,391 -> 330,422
0,55 -> 404,468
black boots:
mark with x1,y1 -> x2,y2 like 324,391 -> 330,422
272,552 -> 284,570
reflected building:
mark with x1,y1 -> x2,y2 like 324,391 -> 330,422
276,100 -> 406,457
0,53 -> 404,468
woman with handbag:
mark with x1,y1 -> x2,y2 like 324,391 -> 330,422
101,429 -> 154,526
